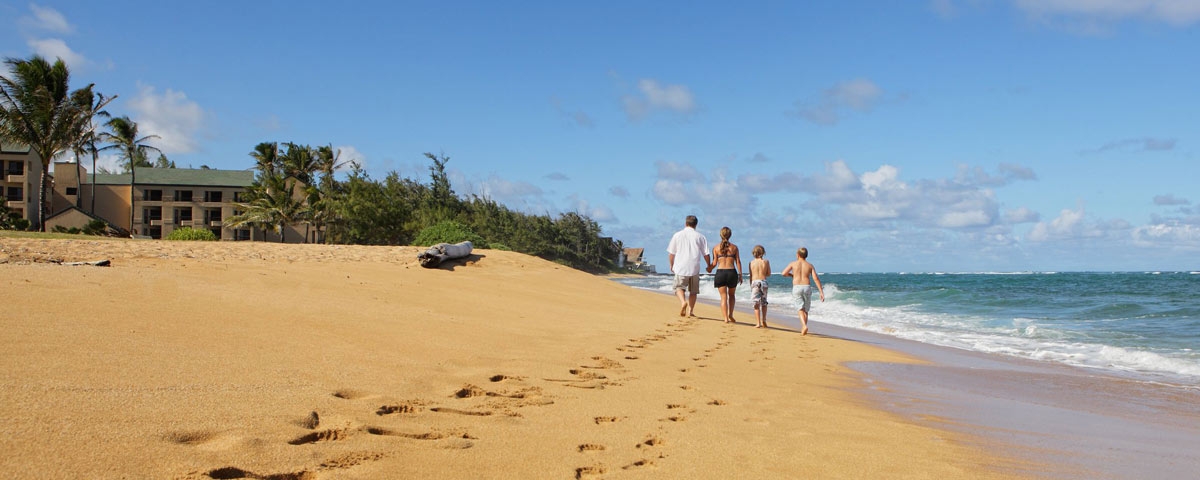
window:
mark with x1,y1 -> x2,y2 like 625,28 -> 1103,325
143,206 -> 162,221
143,189 -> 163,201
235,229 -> 251,241
147,226 -> 162,239
210,228 -> 222,239
5,187 -> 21,201
233,191 -> 246,202
205,208 -> 222,223
175,207 -> 193,223
5,161 -> 23,175
65,187 -> 78,196
204,191 -> 223,202
174,190 -> 193,202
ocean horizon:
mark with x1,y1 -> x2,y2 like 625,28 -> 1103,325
614,270 -> 1200,388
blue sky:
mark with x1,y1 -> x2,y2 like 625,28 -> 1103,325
3,1 -> 1198,272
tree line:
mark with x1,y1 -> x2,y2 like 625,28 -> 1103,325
228,144 -> 624,272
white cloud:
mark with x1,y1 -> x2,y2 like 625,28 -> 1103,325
609,186 -> 629,198
792,79 -> 883,125
652,179 -> 691,206
1027,207 -> 1088,242
1014,0 -> 1200,27
1002,206 -> 1040,224
1132,222 -> 1200,248
22,4 -> 72,34
127,84 -> 207,154
26,38 -> 85,69
621,78 -> 697,121
333,145 -> 364,172
570,196 -> 618,223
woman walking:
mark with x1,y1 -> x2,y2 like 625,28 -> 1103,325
708,226 -> 743,324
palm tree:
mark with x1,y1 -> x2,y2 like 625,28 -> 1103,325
311,144 -> 348,243
0,55 -> 96,230
249,142 -> 279,176
100,116 -> 160,236
226,170 -> 308,243
69,89 -> 115,213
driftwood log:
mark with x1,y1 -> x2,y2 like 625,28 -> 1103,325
417,241 -> 473,268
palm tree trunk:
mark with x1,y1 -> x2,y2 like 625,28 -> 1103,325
90,146 -> 98,213
39,163 -> 49,231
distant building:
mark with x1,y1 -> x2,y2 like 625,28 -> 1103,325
1,144 -> 309,242
1,142 -> 41,226
621,247 -> 656,273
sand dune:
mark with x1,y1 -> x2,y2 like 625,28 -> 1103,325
0,237 -> 1028,479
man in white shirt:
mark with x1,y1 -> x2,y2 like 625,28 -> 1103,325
667,215 -> 711,317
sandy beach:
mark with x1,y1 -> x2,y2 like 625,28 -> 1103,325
1,237 -> 1031,479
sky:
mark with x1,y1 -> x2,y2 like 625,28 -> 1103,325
2,1 -> 1198,272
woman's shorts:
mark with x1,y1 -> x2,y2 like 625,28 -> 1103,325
714,269 -> 739,288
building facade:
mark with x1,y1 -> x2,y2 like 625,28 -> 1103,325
0,142 -> 42,226
0,144 -> 311,242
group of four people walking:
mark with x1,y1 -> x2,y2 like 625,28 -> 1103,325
666,215 -> 824,334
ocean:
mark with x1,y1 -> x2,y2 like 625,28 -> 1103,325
612,271 -> 1200,388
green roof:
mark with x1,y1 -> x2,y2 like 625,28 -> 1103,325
88,167 -> 255,187
0,141 -> 32,153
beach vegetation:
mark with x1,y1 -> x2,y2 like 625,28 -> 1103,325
413,220 -> 488,248
227,143 -> 624,272
165,227 -> 218,241
1,205 -> 32,231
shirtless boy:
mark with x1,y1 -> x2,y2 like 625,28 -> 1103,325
748,245 -> 771,329
781,247 -> 824,335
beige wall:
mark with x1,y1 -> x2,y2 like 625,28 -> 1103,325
1,150 -> 42,227
130,185 -> 252,240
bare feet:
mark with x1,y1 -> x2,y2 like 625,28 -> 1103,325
680,305 -> 687,317
800,327 -> 808,335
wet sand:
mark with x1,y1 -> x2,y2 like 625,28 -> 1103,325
733,300 -> 1200,480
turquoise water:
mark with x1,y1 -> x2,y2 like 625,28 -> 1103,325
613,271 -> 1200,386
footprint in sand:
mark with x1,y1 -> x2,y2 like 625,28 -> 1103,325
377,402 -> 423,415
576,465 -> 607,479
708,399 -> 727,406
637,436 -> 665,448
489,374 -> 525,383
578,444 -> 606,452
453,385 -> 487,398
623,459 -> 656,470
289,428 -> 352,445
205,466 -> 315,480
666,404 -> 687,410
429,407 -> 493,417
594,416 -> 623,424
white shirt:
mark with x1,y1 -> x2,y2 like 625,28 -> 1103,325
667,227 -> 708,276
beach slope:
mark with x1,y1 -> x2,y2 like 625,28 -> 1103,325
0,238 -> 1024,479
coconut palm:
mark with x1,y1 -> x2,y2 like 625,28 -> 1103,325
100,116 -> 160,235
249,142 -> 280,176
0,55 -> 97,230
226,169 -> 308,243
69,89 -> 115,213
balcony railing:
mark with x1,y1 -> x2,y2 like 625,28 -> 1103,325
4,174 -> 25,183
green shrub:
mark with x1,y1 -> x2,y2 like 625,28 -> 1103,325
412,220 -> 488,248
166,227 -> 218,241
